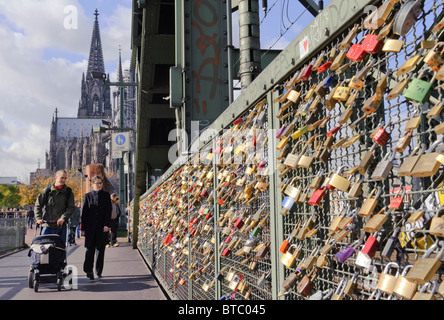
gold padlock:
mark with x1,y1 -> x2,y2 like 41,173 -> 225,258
410,140 -> 443,177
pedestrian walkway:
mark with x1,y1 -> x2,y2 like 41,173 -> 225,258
0,228 -> 168,300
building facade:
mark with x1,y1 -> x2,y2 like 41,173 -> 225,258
46,10 -> 135,176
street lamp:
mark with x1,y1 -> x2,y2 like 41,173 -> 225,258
91,71 -> 138,221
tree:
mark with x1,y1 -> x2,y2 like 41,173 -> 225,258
0,185 -> 21,208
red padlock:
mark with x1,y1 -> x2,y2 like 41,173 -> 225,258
372,123 -> 391,146
233,117 -> 243,125
205,211 -> 212,220
346,43 -> 368,62
361,34 -> 384,54
308,186 -> 327,206
233,217 -> 244,229
222,247 -> 231,257
361,233 -> 381,258
326,124 -> 342,137
389,187 -> 406,210
300,64 -> 314,81
317,61 -> 332,73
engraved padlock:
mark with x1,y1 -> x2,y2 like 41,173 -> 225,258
429,207 -> 444,237
372,122 -> 391,146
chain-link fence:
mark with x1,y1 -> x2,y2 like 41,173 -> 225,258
134,0 -> 444,300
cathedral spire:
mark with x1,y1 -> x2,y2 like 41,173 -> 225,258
116,45 -> 123,82
87,9 -> 105,75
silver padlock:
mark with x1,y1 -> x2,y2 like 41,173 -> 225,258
393,0 -> 424,36
371,150 -> 396,181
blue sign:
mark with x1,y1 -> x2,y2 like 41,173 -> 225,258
115,134 -> 126,146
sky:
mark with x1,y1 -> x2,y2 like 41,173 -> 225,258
0,0 -> 327,183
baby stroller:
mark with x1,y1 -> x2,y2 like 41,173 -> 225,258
27,222 -> 69,292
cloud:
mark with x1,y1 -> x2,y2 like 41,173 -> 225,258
0,0 -> 132,182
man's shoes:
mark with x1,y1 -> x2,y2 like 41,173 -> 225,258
113,243 -> 119,247
97,274 -> 102,278
86,272 -> 94,280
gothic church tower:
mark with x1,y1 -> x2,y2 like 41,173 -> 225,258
77,9 -> 112,118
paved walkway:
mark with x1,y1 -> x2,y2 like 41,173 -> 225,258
0,227 -> 168,300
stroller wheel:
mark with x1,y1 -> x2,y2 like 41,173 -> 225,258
28,271 -> 34,288
33,280 -> 39,292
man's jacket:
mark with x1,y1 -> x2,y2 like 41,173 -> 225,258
34,184 -> 75,228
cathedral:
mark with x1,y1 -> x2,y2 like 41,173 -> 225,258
45,9 -> 136,175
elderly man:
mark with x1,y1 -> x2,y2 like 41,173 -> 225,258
34,169 -> 75,243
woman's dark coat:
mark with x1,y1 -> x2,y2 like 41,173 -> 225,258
81,190 -> 112,247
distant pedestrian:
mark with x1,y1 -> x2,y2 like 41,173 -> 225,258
81,175 -> 112,280
68,200 -> 81,245
107,193 -> 121,247
26,207 -> 35,229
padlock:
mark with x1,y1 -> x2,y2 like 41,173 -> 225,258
346,40 -> 368,63
281,269 -> 303,292
382,38 -> 404,53
377,262 -> 400,294
280,243 -> 302,268
411,139 -> 443,177
412,280 -> 439,300
363,0 -> 397,30
393,0 -> 423,36
222,246 -> 231,257
347,170 -> 364,198
309,169 -> 325,190
393,265 -> 418,300
317,61 -> 332,73
339,24 -> 360,50
343,272 -> 359,297
355,250 -> 373,269
228,275 -> 240,291
297,147 -> 315,169
372,122 -> 391,146
307,186 -> 327,206
363,208 -> 391,233
296,268 -> 318,297
381,227 -> 402,261
330,277 -> 348,300
283,176 -> 302,199
338,208 -> 359,230
404,70 -> 435,103
386,75 -> 410,100
300,64 -> 313,81
333,80 -> 351,101
429,207 -> 444,237
371,150 -> 396,181
281,195 -> 296,215
361,33 -> 384,54
335,238 -> 362,263
388,187 -> 406,210
361,232 -> 382,258
325,165 -> 351,192
362,93 -> 383,114
357,143 -> 377,175
398,143 -> 426,176
358,187 -> 382,217
424,42 -> 444,71
330,51 -> 347,71
395,130 -> 413,153
405,240 -> 444,284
